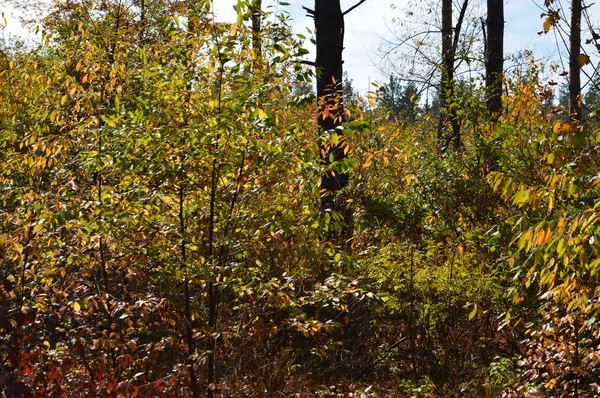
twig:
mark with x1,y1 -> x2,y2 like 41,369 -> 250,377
343,0 -> 367,16
302,6 -> 315,16
300,60 -> 316,67
342,0 -> 367,15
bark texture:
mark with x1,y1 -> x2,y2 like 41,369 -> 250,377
485,0 -> 504,120
438,0 -> 462,150
569,0 -> 582,121
314,0 -> 352,247
251,0 -> 262,62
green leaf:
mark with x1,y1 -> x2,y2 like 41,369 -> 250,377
468,305 -> 477,320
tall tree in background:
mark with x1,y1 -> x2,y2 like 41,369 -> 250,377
559,81 -> 571,119
380,74 -> 402,114
307,0 -> 365,247
379,74 -> 419,121
584,75 -> 600,118
439,0 -> 453,143
438,0 -> 469,150
251,0 -> 262,63
137,0 -> 145,42
569,0 -> 582,121
485,0 -> 504,120
568,3 -> 583,393
314,0 -> 346,204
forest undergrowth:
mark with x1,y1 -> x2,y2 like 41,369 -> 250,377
2,1 -> 600,397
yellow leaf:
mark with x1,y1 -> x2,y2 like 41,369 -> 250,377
553,120 -> 577,135
255,108 -> 267,119
542,228 -> 553,245
553,121 -> 562,135
543,20 -> 552,33
362,153 -> 373,168
558,217 -> 567,232
518,229 -> 533,251
535,229 -> 545,246
367,95 -> 375,108
355,108 -> 364,121
577,54 -> 591,67
73,301 -> 81,312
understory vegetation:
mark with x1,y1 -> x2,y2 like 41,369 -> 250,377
2,0 -> 600,396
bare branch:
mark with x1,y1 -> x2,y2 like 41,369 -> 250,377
302,6 -> 315,17
480,17 -> 487,56
299,60 -> 316,67
343,0 -> 367,16
451,0 -> 469,61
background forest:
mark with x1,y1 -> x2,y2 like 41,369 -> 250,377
3,0 -> 600,396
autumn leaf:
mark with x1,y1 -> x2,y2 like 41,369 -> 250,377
577,54 -> 591,67
541,11 -> 560,34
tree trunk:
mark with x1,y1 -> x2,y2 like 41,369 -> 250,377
138,0 -> 145,43
315,0 -> 344,133
251,0 -> 262,63
314,0 -> 352,247
569,0 -> 582,121
440,0 -> 453,116
184,5 -> 200,397
437,0 -> 470,150
438,0 -> 458,149
485,0 -> 504,120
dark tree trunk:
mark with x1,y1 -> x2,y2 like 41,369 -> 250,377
183,5 -> 200,397
251,0 -> 262,62
438,0 -> 459,150
138,0 -> 145,43
314,0 -> 352,247
485,0 -> 504,120
440,0 -> 453,117
569,0 -> 582,121
315,0 -> 344,134
437,0 -> 469,151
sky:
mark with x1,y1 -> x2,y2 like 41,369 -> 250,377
213,0 -> 394,93
3,0 -> 600,94
211,0 -> 600,94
